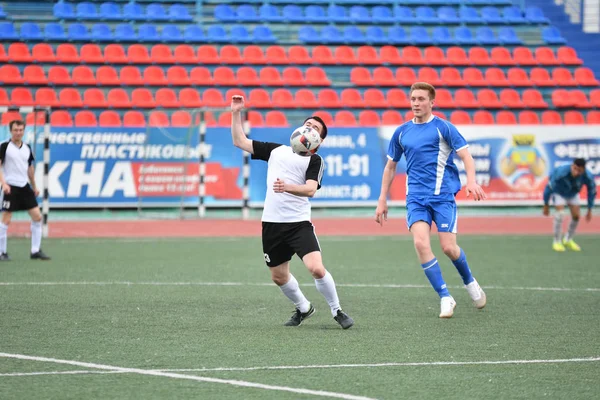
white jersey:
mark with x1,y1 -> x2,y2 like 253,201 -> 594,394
0,140 -> 34,187
251,141 -> 324,223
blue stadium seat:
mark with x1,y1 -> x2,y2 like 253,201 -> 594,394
455,26 -> 477,44
231,26 -> 253,43
76,2 -> 100,20
327,5 -> 347,23
207,25 -> 228,42
438,7 -> 459,23
123,2 -> 146,21
350,6 -> 371,24
460,7 -> 482,24
0,22 -> 17,40
214,4 -> 236,22
253,26 -> 277,43
20,22 -> 43,40
321,26 -> 344,44
499,27 -> 523,44
91,23 -> 113,41
432,26 -> 453,45
476,27 -> 500,45
503,6 -> 526,23
147,3 -> 170,21
542,26 -> 567,44
410,26 -> 433,45
54,2 -> 75,19
305,5 -> 327,23
343,26 -> 366,44
282,5 -> 303,22
237,5 -> 259,22
365,26 -> 388,45
298,26 -> 320,43
525,6 -> 550,24
184,25 -> 205,42
100,2 -> 123,21
114,24 -> 137,41
45,23 -> 67,40
415,6 -> 437,23
161,25 -> 182,42
259,4 -> 282,22
0,5 -> 6,19
481,6 -> 504,24
393,6 -> 413,23
372,6 -> 394,24
138,24 -> 159,42
68,23 -> 91,41
169,4 -> 193,22
388,26 -> 409,45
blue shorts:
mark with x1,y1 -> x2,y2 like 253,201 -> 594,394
406,196 -> 458,233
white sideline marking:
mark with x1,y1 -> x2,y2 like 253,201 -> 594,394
0,353 -> 375,400
0,281 -> 598,292
2,356 -> 599,378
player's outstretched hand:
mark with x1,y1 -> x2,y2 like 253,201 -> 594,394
466,182 -> 486,201
273,178 -> 285,193
231,95 -> 245,113
586,209 -> 592,222
375,200 -> 388,226
542,205 -> 550,216
1,183 -> 10,194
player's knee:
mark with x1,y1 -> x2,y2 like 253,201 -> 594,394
572,213 -> 580,221
306,263 -> 325,279
413,236 -> 431,254
271,271 -> 289,286
1,213 -> 12,225
441,243 -> 459,259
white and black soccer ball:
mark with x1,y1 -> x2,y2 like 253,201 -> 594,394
290,126 -> 322,156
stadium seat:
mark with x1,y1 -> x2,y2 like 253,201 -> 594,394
171,110 -> 191,127
587,111 -> 600,124
357,110 -> 380,127
312,46 -> 336,64
535,47 -> 559,65
0,22 -> 18,40
1,111 -> 22,125
371,6 -> 393,24
0,88 -> 8,105
75,111 -> 97,127
366,26 -> 389,45
418,67 -> 442,86
455,89 -> 478,108
11,88 -> 35,106
341,88 -> 365,108
590,89 -> 600,107
20,22 -> 43,40
473,110 -> 495,124
248,89 -> 271,108
155,88 -> 179,108
525,6 -> 550,24
335,46 -> 358,65
490,47 -> 515,66
189,67 -> 213,85
485,68 -> 509,86
80,43 -> 104,63
564,111 -> 585,124
513,47 -> 537,66
120,66 -> 144,85
68,23 -> 91,41
542,26 -> 567,44
328,5 -> 347,23
440,67 -> 464,86
334,111 -> 358,127
179,88 -> 202,107
265,46 -> 289,64
557,47 -> 583,65
91,23 -> 112,41
144,66 -> 168,85
410,27 -> 433,45
48,66 -> 72,85
446,47 -> 469,65
574,67 -> 599,86
318,89 -> 341,108
386,89 -> 409,108
197,45 -> 219,64
23,65 -> 48,85
237,67 -> 260,85
298,26 -> 320,44
54,1 -> 75,19
424,47 -> 447,65
496,111 -> 517,124
8,43 -> 32,63
435,89 -> 455,108
161,25 -> 183,43
357,46 -> 380,65
288,46 -> 312,64
351,68 -> 374,86
507,68 -> 531,86
51,111 -> 73,127
380,46 -> 403,64
519,111 -> 540,124
476,27 -> 500,45
455,27 -> 477,45
499,27 -> 522,45
500,89 -> 524,108
553,68 -> 577,86
99,2 -> 122,21
551,89 -> 571,107
126,44 -> 150,64
432,27 -> 454,45
571,89 -> 592,108
220,45 -> 243,64
0,44 -> 6,63
138,24 -> 160,42
202,88 -> 226,107
403,46 -> 424,65
295,89 -> 319,108
522,89 -> 548,108
107,88 -> 131,108
217,112 -> 232,127
450,111 -> 472,124
463,68 -> 486,86
248,111 -> 265,127
96,66 -> 119,86
83,89 -> 107,108
282,67 -> 304,86
258,67 -> 282,85
173,45 -> 198,64
541,110 -> 562,124
60,88 -> 84,107
123,111 -> 146,127
183,25 -> 205,43
35,88 -> 59,107
395,67 -> 415,86
72,65 -> 96,85
530,68 -> 554,86
149,44 -> 174,64
99,111 -> 121,127
265,111 -> 289,127
131,88 -> 156,108
45,23 -> 66,40
312,111 -> 334,127
167,66 -> 191,86
382,110 -> 403,125
213,66 -> 236,85
306,67 -> 331,86
363,89 -> 387,108
32,43 -> 56,63
259,4 -> 282,23
56,44 -> 80,63
114,24 -> 137,41
478,89 -> 503,108
469,47 -> 493,65
0,65 -> 23,85
244,45 -> 266,64
76,2 -> 100,20
271,89 -> 294,108
149,111 -> 170,127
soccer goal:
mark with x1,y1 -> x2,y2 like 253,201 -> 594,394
136,108 -> 252,220
0,106 -> 51,237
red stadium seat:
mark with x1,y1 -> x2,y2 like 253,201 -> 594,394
144,66 -> 168,85
569,89 -> 591,108
107,88 -> 131,108
513,47 -> 537,65
454,89 -> 478,108
450,111 -> 471,124
446,47 -> 469,65
382,110 -> 403,125
261,67 -> 285,85
0,89 -> 8,105
248,89 -> 271,108
80,44 -> 104,63
190,67 -> 213,85
312,46 -> 336,64
83,88 -> 108,108
123,111 -> 146,127
424,46 -> 447,65
519,111 -> 540,124
402,46 -> 424,65
213,66 -> 236,85
248,111 -> 265,127
149,111 -> 169,127
485,68 -> 509,86
386,89 -> 409,108
373,67 -> 397,86
243,45 -> 266,64
440,67 -> 464,86
574,67 -> 599,86
48,66 -> 73,85
265,111 -> 289,127
75,111 -> 97,127
217,112 -> 232,127
96,66 -> 120,86
174,45 -> 198,64
131,88 -> 156,108
151,44 -> 175,64
167,66 -> 191,85
56,44 -> 80,63
32,43 -> 56,62
72,65 -> 96,85
59,88 -> 83,107
530,68 -> 554,86
500,89 -> 524,108
288,46 -> 312,64
477,89 -> 503,108
171,110 -> 191,127
220,45 -> 243,64
120,66 -> 144,85
1,112 -> 22,125
522,89 -> 548,108
237,67 -> 260,85
179,88 -> 202,108
490,47 -> 515,66
356,46 -> 380,64
418,67 -> 442,86
587,111 -> 600,124
535,47 -> 559,65
564,111 -> 585,124
51,111 -> 73,127
0,44 -> 6,63
507,68 -> 531,86
282,67 -> 305,86
295,89 -> 319,108
35,88 -> 60,107
334,111 -> 358,127
541,111 -> 562,124
469,47 -> 493,65
99,111 -> 122,127
350,67 -> 374,86
358,110 -> 381,126
551,89 -> 571,107
202,88 -> 226,107
271,89 -> 294,108
590,89 -> 600,107
557,46 -> 583,65
11,88 -> 34,106
105,44 -> 128,64
198,45 -> 220,63
552,68 -> 577,86
265,46 -> 289,64
396,67 -> 417,86
155,88 -> 179,108
364,88 -> 387,108
495,111 -> 517,124
340,88 -> 365,108
380,46 -> 402,64
1,65 -> 24,84
8,43 -> 32,63
463,68 -> 486,86
335,46 -> 358,64
305,67 -> 331,85
318,89 -> 341,107
435,89 -> 455,108
25,111 -> 46,126
23,65 -> 48,85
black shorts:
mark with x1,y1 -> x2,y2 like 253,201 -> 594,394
262,221 -> 321,267
1,184 -> 38,212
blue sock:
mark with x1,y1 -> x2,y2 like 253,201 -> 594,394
421,258 -> 450,298
452,248 -> 474,285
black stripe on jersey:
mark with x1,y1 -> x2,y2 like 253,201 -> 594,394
306,154 -> 324,189
251,141 -> 282,162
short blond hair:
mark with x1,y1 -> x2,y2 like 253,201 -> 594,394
410,82 -> 436,100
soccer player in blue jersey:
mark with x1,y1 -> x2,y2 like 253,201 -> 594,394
542,158 -> 596,252
375,82 -> 487,318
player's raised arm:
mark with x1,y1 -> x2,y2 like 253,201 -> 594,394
230,95 -> 253,154
456,147 -> 486,201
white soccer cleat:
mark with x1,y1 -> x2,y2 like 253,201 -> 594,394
439,296 -> 456,318
465,279 -> 487,309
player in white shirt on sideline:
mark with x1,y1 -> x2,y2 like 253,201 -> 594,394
0,120 -> 50,261
230,95 -> 354,329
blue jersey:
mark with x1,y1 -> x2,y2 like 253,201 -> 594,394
387,116 -> 468,198
543,164 -> 596,208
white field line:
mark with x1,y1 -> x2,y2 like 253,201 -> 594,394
0,281 -> 598,292
2,356 -> 599,378
0,353 -> 375,400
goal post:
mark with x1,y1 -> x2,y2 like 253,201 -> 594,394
0,106 -> 51,237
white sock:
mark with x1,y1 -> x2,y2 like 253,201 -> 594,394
0,222 -> 7,254
279,274 -> 311,313
31,220 -> 42,254
315,270 -> 341,317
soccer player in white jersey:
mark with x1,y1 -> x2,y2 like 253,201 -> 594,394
230,95 -> 354,329
0,120 -> 50,261
375,82 -> 486,318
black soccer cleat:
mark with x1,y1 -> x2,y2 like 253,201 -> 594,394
284,304 -> 315,326
334,309 -> 354,330
30,249 -> 51,260
0,253 -> 11,261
